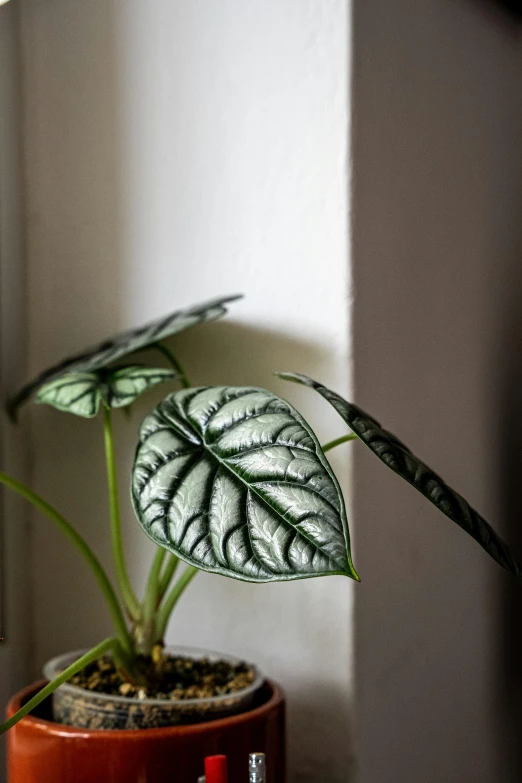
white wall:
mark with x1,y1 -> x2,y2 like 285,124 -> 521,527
18,2 -> 353,781
352,2 -> 522,782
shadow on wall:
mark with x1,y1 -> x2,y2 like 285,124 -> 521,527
28,317 -> 333,656
24,0 -> 128,678
499,289 -> 522,783
124,320 -> 352,634
29,318 -> 354,783
351,0 -> 522,781
117,316 -> 337,551
161,319 -> 333,388
468,0 -> 522,23
289,683 -> 356,783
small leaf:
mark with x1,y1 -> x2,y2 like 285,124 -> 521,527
9,294 -> 242,415
36,373 -> 101,418
279,372 -> 522,581
102,367 -> 178,410
131,386 -> 359,583
37,366 -> 177,418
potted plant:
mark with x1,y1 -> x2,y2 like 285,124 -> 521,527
1,294 -> 520,783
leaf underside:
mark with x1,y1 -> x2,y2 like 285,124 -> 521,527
279,372 -> 522,581
132,386 -> 358,583
9,294 -> 242,415
36,366 -> 178,418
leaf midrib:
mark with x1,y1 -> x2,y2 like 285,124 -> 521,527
206,439 -> 347,570
139,426 -> 346,571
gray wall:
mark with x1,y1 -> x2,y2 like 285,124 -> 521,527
0,3 -> 31,782
352,1 -> 522,781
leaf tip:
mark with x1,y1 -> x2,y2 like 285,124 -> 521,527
275,371 -> 307,384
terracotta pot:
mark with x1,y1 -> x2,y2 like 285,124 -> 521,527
7,679 -> 285,783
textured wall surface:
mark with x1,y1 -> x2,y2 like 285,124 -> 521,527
18,2 -> 353,781
352,2 -> 522,781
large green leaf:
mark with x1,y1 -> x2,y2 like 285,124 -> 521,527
37,366 -> 177,418
8,294 -> 242,416
279,372 -> 522,581
132,386 -> 358,583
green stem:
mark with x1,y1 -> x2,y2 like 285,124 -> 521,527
140,343 -> 190,630
0,638 -> 120,735
322,433 -> 359,453
158,553 -> 179,600
103,407 -> 141,621
155,566 -> 198,642
142,547 -> 166,621
0,471 -> 132,653
153,343 -> 190,389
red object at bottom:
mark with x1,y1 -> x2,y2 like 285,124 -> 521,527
205,754 -> 229,783
7,680 -> 285,783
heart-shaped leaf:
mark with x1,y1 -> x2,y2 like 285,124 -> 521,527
37,366 -> 177,418
279,372 -> 522,581
9,294 -> 242,416
132,386 -> 359,583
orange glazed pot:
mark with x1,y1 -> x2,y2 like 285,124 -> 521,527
7,679 -> 285,783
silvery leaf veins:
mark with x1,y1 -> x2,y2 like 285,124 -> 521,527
132,386 -> 358,583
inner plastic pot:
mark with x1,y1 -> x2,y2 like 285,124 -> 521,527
43,645 -> 264,730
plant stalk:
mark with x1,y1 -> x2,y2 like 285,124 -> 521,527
103,406 -> 141,621
155,566 -> 198,643
133,548 -> 167,654
0,471 -> 132,653
139,343 -> 190,646
142,547 -> 166,622
158,553 -> 180,600
0,638 -> 121,735
153,343 -> 190,389
322,433 -> 358,453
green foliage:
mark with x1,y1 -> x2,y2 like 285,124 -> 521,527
131,386 -> 358,582
37,366 -> 178,418
280,371 -> 522,581
2,293 -> 522,739
8,294 -> 241,416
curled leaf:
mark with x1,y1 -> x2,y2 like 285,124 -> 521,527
279,372 -> 522,581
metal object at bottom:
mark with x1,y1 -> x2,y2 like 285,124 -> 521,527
249,753 -> 266,783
